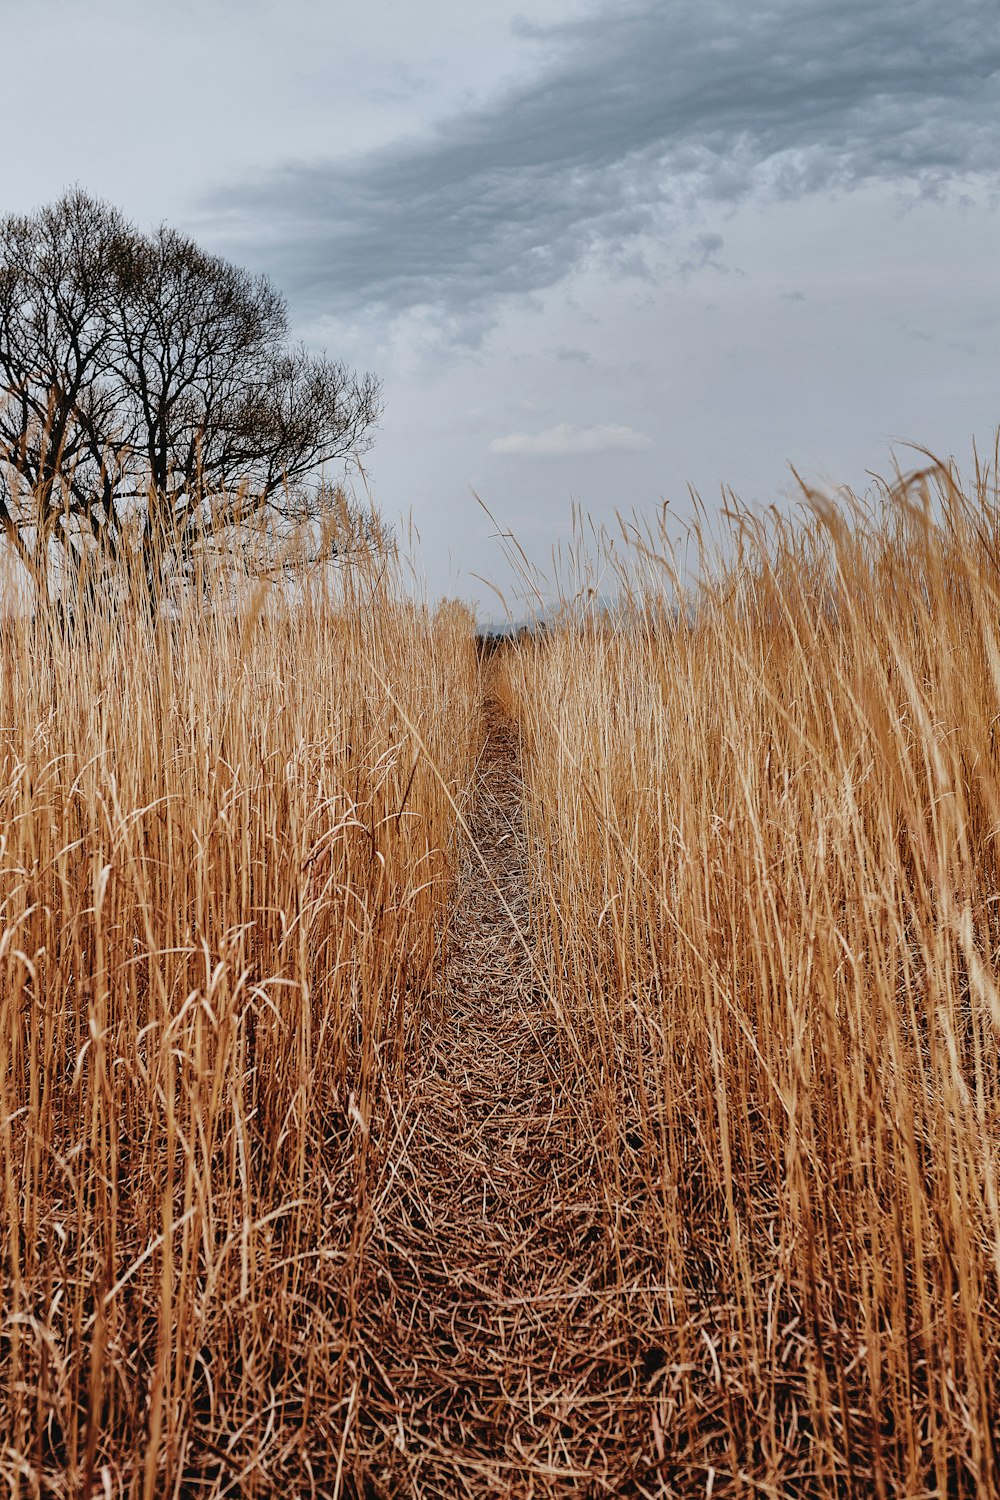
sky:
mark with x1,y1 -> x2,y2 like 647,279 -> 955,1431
2,0 -> 999,614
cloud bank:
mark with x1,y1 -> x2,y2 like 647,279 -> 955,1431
490,423 -> 653,456
206,0 -> 1000,326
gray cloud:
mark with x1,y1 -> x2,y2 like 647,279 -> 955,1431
490,422 -> 653,455
206,0 -> 1000,325
677,230 -> 728,276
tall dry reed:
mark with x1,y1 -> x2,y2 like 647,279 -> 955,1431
0,540 -> 478,1495
499,455 -> 1000,1495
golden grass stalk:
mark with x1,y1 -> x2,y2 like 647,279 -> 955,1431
498,452 -> 1000,1494
0,525 -> 479,1494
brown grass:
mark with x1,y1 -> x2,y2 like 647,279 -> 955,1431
0,546 -> 479,1495
6,449 -> 1000,1496
497,452 -> 1000,1495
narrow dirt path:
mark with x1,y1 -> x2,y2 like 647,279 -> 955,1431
351,699 -> 651,1498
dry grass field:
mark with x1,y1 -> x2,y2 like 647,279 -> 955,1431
5,452 -> 1000,1495
0,547 -> 480,1496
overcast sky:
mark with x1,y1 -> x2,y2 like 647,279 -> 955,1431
3,0 -> 999,612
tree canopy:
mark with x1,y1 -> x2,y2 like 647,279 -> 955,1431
0,189 -> 382,606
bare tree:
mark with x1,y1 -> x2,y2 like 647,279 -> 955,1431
0,190 -> 130,601
0,189 -> 382,610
